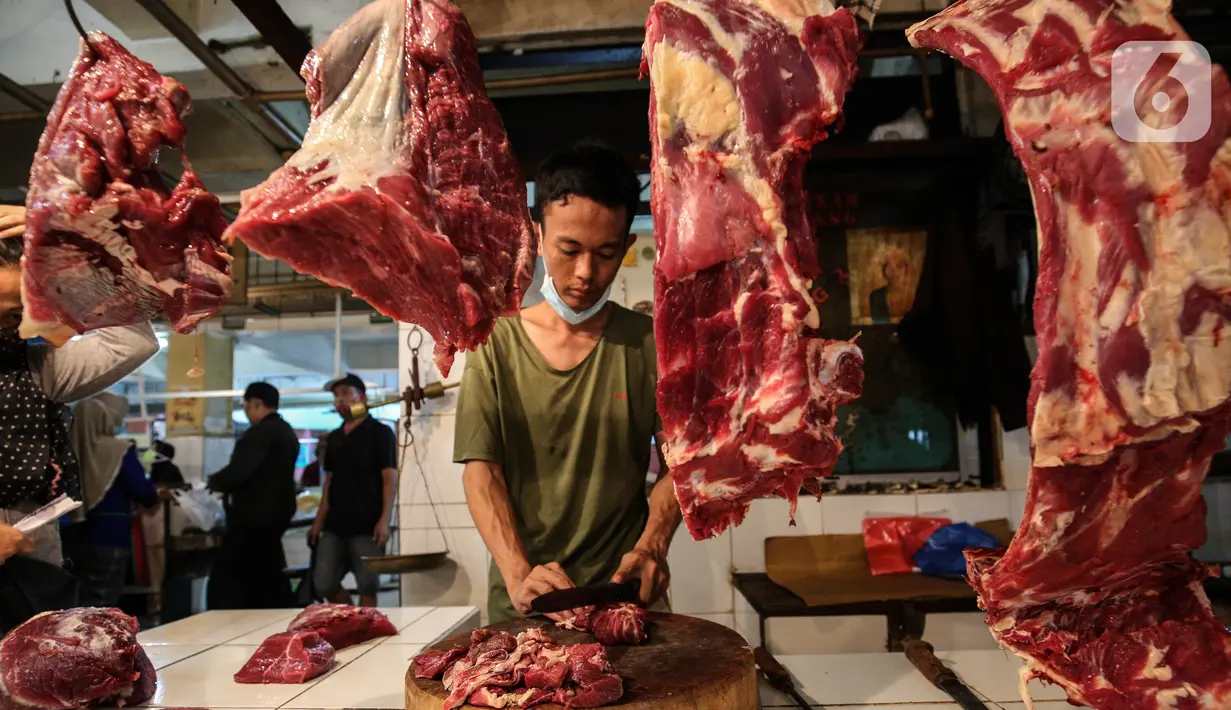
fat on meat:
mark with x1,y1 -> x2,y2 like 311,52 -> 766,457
908,0 -> 1231,707
643,0 -> 866,541
0,608 -> 157,710
233,631 -> 336,684
557,603 -> 648,645
223,0 -> 535,376
21,33 -> 231,345
286,604 -> 397,649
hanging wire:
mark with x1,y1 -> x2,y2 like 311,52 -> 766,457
397,325 -> 449,551
65,0 -> 91,46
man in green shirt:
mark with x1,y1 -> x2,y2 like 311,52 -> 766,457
455,142 -> 681,624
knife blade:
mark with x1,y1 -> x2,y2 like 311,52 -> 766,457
904,639 -> 989,710
530,580 -> 641,615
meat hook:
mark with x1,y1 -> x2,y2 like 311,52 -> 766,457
64,0 -> 94,51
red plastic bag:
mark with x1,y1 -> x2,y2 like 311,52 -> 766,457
862,516 -> 951,576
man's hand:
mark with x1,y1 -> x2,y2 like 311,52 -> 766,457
0,205 -> 24,240
612,546 -> 670,606
373,516 -> 391,547
508,562 -> 576,623
0,523 -> 34,565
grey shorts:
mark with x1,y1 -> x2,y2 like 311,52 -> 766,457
1,504 -> 63,567
313,531 -> 385,598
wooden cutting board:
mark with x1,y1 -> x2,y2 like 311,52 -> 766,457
405,613 -> 757,709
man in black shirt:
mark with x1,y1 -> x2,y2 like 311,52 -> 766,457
310,374 -> 397,607
206,382 -> 300,609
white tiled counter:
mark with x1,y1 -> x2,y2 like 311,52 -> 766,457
132,613 -> 1066,710
129,606 -> 480,710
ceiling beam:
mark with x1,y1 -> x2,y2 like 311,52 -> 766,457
228,0 -> 313,78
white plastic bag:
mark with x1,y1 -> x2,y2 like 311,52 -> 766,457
170,488 -> 225,533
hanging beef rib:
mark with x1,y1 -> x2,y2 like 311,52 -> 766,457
644,0 -> 866,540
223,0 -> 535,376
0,608 -> 157,709
21,32 -> 232,345
908,0 -> 1231,707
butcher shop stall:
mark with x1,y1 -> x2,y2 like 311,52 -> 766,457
1,0 -> 1231,709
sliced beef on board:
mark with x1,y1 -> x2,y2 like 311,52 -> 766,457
224,0 -> 535,376
234,631 -> 336,684
286,603 -> 397,649
908,0 -> 1231,707
413,628 -> 622,709
21,32 -> 231,345
0,608 -> 157,709
643,0 -> 866,541
557,603 -> 648,645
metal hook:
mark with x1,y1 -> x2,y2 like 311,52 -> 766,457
65,0 -> 92,48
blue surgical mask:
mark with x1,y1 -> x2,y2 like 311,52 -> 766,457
540,274 -> 612,325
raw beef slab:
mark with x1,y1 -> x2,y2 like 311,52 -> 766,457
908,0 -> 1231,707
22,32 -> 231,345
0,608 -> 157,710
286,603 -> 397,649
224,0 -> 535,376
644,0 -> 866,540
234,631 -> 335,684
557,603 -> 649,645
413,628 -> 623,709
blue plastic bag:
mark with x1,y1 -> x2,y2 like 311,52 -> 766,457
911,523 -> 999,579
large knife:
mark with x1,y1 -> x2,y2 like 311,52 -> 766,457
904,639 -> 990,710
530,580 -> 640,615
754,645 -> 810,710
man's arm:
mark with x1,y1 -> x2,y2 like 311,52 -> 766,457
637,441 -> 682,554
463,459 -> 531,590
207,432 -> 263,493
28,322 -> 159,404
311,471 -> 332,544
374,426 -> 398,545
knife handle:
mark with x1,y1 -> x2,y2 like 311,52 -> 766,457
904,639 -> 956,687
754,645 -> 794,692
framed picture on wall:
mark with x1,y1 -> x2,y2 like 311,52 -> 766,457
846,228 -> 927,326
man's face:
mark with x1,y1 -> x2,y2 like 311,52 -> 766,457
540,196 -> 632,311
242,398 -> 264,425
0,267 -> 21,331
333,385 -> 364,418
884,252 -> 908,286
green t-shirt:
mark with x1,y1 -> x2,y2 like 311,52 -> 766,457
453,305 -> 660,623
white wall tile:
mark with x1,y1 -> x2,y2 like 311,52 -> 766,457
668,527 -> 733,615
401,503 -> 474,529
1000,424 -> 1031,491
399,528 -> 489,613
916,491 -> 1010,524
765,616 -> 887,654
822,494 -> 917,534
923,612 -> 1000,652
1008,491 -> 1028,531
398,414 -> 466,504
733,592 -> 761,646
732,497 -> 823,573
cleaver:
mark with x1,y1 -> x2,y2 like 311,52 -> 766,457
530,580 -> 641,615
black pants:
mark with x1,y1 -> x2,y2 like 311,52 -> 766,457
206,524 -> 293,610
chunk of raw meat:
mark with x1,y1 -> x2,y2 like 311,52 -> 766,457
558,603 -> 648,645
0,608 -> 157,709
224,0 -> 535,376
21,32 -> 232,345
643,0 -> 866,541
908,0 -> 1231,707
286,604 -> 397,649
234,631 -> 335,684
414,628 -> 622,710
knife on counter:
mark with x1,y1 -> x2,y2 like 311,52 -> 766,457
530,580 -> 641,615
754,645 -> 812,710
904,639 -> 990,710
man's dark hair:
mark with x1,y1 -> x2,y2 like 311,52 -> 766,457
533,141 -> 642,235
243,381 -> 280,410
326,373 -> 366,396
153,440 -> 176,459
0,235 -> 21,268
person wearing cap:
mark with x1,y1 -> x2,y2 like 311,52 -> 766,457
205,382 -> 300,609
310,373 -> 397,607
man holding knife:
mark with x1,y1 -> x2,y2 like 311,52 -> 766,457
456,142 -> 681,623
